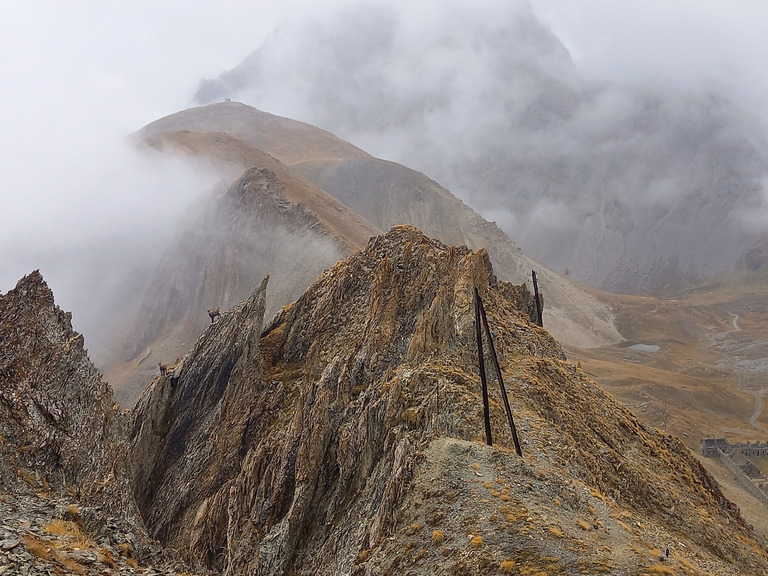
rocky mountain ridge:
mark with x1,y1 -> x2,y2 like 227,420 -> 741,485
0,271 -> 187,575
106,101 -> 624,406
3,230 -> 768,574
125,226 -> 768,575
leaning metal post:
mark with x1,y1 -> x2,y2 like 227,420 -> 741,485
474,287 -> 493,446
477,295 -> 523,457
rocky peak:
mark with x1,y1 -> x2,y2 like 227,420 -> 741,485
0,271 -> 205,575
0,271 -> 131,508
130,226 -> 768,575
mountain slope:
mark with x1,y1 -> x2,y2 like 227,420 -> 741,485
0,271 -> 185,574
134,102 -> 622,353
130,226 -> 768,575
0,271 -> 134,510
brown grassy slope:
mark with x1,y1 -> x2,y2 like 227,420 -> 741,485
565,270 -> 768,540
137,101 -> 371,166
568,271 -> 768,450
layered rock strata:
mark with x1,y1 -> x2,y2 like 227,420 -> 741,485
130,226 -> 768,575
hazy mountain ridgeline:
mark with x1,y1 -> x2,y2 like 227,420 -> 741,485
129,226 -> 768,575
195,0 -> 768,294
136,103 -> 621,359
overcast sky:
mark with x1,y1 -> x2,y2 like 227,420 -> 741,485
2,0 -> 768,343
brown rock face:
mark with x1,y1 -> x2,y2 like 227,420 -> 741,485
0,271 -> 137,519
130,227 -> 768,576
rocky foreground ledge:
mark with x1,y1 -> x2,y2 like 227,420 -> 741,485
0,272 -> 194,575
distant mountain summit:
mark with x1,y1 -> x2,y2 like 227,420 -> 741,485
194,1 -> 768,294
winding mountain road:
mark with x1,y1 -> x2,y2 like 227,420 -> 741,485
731,314 -> 763,431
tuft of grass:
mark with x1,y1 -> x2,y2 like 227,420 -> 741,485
431,530 -> 445,545
357,548 -> 372,563
42,519 -> 91,549
99,547 -> 117,568
17,468 -> 37,486
470,535 -> 483,548
576,519 -> 591,531
401,407 -> 420,425
500,559 -> 516,573
548,526 -> 564,538
646,565 -> 676,575
22,534 -> 52,560
410,523 -> 423,534
57,554 -> 86,575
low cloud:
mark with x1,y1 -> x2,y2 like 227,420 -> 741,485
194,0 -> 768,290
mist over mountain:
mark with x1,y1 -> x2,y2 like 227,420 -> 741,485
108,102 -> 620,405
195,0 -> 768,294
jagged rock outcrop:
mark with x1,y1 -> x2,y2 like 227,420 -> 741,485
130,226 -> 768,575
0,271 -> 134,511
0,271 -> 207,574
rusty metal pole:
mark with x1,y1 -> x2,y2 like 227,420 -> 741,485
532,270 -> 543,327
477,296 -> 522,457
474,288 -> 493,446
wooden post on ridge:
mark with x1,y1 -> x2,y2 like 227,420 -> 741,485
477,294 -> 523,457
474,287 -> 493,446
532,270 -> 543,327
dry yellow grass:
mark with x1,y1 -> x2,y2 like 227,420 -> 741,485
576,519 -> 591,531
500,559 -> 516,573
57,554 -> 86,575
548,526 -> 564,538
431,530 -> 445,545
470,535 -> 483,548
22,534 -> 52,560
42,519 -> 91,549
645,565 -> 676,575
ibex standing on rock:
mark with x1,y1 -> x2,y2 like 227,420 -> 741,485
158,362 -> 168,376
207,307 -> 221,323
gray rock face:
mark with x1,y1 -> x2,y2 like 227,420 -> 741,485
0,271 -> 134,514
113,166 -> 351,406
130,275 -> 269,571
